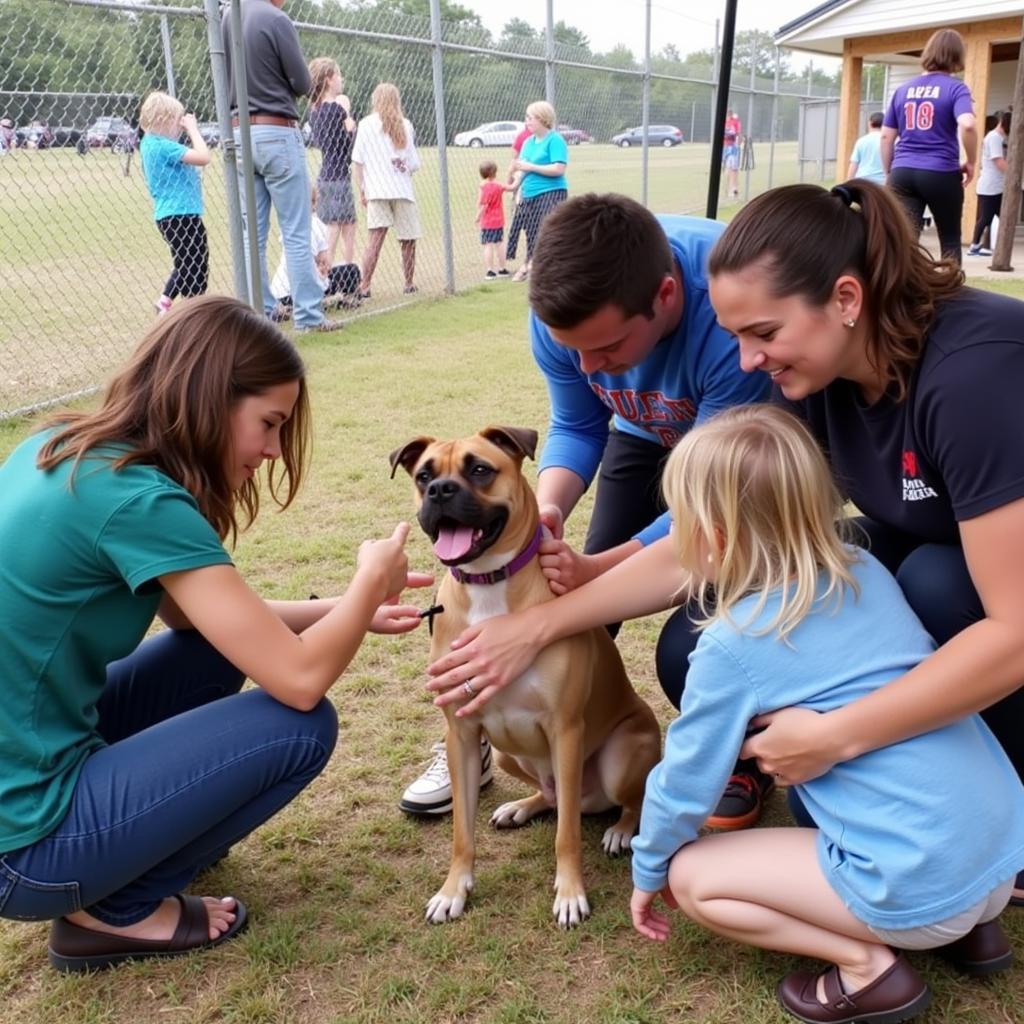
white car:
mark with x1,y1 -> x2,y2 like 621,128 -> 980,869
453,120 -> 525,148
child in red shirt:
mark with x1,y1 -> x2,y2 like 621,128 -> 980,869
477,161 -> 514,279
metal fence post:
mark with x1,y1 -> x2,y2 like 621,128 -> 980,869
429,0 -> 455,295
227,0 -> 262,312
743,39 -> 755,201
204,0 -> 247,302
640,0 -> 651,206
544,0 -> 556,111
159,14 -> 177,98
768,46 -> 780,189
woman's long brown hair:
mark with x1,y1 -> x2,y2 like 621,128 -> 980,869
37,295 -> 311,543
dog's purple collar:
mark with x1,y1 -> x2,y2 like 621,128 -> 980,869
449,525 -> 544,586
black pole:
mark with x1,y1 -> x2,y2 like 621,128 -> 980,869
706,0 -> 739,219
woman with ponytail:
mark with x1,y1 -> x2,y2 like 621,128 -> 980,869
706,179 -> 1024,902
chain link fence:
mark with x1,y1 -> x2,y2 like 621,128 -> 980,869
0,0 -> 839,419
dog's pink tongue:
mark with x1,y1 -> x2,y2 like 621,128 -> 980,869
434,525 -> 475,561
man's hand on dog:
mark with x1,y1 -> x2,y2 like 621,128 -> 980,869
539,538 -> 602,596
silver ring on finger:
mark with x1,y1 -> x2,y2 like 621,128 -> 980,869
463,680 -> 476,697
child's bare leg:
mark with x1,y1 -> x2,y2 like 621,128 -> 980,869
340,222 -> 356,265
324,221 -> 342,264
669,828 -> 894,1000
482,243 -> 492,272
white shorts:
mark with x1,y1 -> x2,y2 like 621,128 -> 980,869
867,877 -> 1014,949
366,198 -> 421,239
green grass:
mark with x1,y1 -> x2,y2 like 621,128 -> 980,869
3,281 -> 1024,1023
0,140 -> 808,417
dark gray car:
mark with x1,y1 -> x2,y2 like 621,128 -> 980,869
611,124 -> 683,148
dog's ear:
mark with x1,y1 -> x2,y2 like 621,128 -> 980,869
479,426 -> 539,463
389,436 -> 434,479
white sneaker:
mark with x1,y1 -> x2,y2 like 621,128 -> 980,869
399,737 -> 493,815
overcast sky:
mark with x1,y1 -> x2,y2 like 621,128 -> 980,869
458,0 -> 840,70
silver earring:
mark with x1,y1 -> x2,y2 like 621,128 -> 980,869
844,318 -> 856,328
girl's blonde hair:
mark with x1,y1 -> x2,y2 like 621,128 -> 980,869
372,82 -> 407,150
662,405 -> 858,641
526,100 -> 555,130
139,91 -> 184,134
308,57 -> 340,106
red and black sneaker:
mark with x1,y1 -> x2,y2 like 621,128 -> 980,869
705,766 -> 776,831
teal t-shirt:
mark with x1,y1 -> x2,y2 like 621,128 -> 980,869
140,132 -> 203,220
0,432 -> 233,852
520,131 -> 569,198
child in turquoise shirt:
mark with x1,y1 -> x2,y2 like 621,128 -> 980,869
139,91 -> 211,315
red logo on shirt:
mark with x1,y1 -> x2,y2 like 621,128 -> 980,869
901,450 -> 918,478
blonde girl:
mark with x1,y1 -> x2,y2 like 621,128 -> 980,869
307,57 -> 357,265
138,90 -> 210,314
350,82 -> 421,297
629,405 -> 1024,1024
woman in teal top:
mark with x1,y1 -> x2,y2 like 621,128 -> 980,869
510,100 -> 568,281
0,296 -> 428,972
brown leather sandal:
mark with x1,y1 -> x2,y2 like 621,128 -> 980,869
47,893 -> 248,973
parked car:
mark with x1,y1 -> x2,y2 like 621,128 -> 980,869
611,124 -> 683,148
453,120 -> 524,148
86,116 -> 138,152
197,121 -> 221,147
557,124 -> 592,145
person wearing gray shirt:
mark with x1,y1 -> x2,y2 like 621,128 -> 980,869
223,0 -> 342,332
967,111 -> 1010,257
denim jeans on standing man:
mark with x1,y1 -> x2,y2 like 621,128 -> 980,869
0,629 -> 337,927
236,125 -> 325,329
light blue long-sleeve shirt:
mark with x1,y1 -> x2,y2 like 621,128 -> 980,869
632,550 -> 1024,930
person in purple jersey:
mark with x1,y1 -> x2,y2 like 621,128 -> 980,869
402,193 -> 772,832
881,28 -> 977,264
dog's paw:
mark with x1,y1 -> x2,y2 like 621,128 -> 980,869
490,799 -> 537,829
551,887 -> 591,929
601,826 -> 633,856
425,876 -> 473,924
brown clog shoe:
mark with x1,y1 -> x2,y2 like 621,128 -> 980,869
48,893 -> 248,973
933,918 -> 1013,976
777,954 -> 931,1024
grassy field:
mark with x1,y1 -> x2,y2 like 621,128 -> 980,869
3,279 -> 1024,1024
0,139 -> 810,417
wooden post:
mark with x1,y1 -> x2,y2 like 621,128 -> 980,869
990,21 -> 1024,271
962,31 -> 992,243
837,43 -> 863,178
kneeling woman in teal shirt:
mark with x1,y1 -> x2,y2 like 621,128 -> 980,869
0,295 -> 429,971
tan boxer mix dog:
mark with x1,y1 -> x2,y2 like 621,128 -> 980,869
390,426 -> 661,928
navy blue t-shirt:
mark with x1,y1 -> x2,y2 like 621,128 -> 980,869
775,288 -> 1024,543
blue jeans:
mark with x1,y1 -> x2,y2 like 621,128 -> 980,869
0,630 -> 337,926
236,125 -> 325,328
